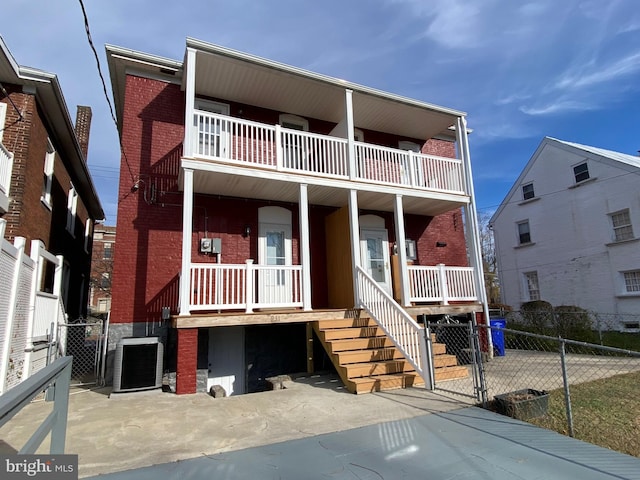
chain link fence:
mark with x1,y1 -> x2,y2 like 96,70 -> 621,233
57,317 -> 108,386
426,317 -> 640,456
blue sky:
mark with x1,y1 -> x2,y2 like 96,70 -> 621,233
3,0 -> 639,225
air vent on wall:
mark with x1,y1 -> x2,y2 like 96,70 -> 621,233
113,337 -> 163,393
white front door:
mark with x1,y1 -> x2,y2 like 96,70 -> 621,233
258,222 -> 293,305
195,99 -> 230,158
208,327 -> 245,396
360,228 -> 392,295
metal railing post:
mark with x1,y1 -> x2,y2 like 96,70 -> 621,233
470,318 -> 488,406
419,315 -> 435,390
49,358 -> 72,454
559,338 -> 575,437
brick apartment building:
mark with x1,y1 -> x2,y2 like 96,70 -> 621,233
106,38 -> 487,395
0,36 -> 104,320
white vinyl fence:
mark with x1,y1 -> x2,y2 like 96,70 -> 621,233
0,219 -> 66,395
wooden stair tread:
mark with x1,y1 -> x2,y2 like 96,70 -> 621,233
336,348 -> 404,364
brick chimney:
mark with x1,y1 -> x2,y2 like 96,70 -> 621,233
75,105 -> 92,161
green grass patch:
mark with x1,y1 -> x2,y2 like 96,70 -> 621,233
599,332 -> 640,352
528,371 -> 640,457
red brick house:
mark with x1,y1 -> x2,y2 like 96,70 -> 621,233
0,36 -> 104,321
106,38 -> 487,395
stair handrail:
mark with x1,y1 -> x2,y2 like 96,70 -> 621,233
356,266 -> 434,389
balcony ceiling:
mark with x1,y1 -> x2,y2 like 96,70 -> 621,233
189,39 -> 464,141
181,165 -> 467,217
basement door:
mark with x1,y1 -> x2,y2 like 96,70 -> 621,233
207,327 -> 245,396
360,228 -> 392,296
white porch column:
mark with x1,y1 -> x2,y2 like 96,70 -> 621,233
299,184 -> 312,310
345,89 -> 357,180
456,117 -> 491,331
393,195 -> 411,306
183,47 -> 197,158
179,168 -> 194,315
348,189 -> 361,306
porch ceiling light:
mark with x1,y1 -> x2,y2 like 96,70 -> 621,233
243,225 -> 251,237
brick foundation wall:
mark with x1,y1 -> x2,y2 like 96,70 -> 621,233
175,329 -> 198,394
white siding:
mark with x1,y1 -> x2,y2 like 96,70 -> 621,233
492,141 -> 640,315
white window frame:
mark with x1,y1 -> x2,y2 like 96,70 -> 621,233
524,271 -> 540,301
610,209 -> 634,242
522,182 -> 535,200
279,114 -> 309,132
66,185 -> 78,236
573,161 -> 590,183
41,139 -> 55,209
0,102 -> 7,143
623,270 -> 640,293
103,242 -> 113,260
517,220 -> 531,245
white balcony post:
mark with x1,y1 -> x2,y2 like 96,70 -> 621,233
299,184 -> 312,310
394,195 -> 411,306
275,124 -> 283,171
0,234 -> 26,394
179,168 -> 194,315
438,263 -> 449,305
345,89 -> 357,180
183,47 -> 197,158
407,151 -> 417,187
245,259 -> 254,313
22,240 -> 44,380
348,189 -> 361,306
456,117 -> 488,314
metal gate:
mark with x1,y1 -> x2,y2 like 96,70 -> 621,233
57,317 -> 108,386
425,317 -> 487,404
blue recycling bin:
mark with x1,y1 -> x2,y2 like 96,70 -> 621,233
490,319 -> 506,356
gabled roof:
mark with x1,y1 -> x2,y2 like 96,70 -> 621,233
0,36 -> 104,221
490,136 -> 640,225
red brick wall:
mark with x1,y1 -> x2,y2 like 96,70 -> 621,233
112,75 -> 467,325
1,88 -> 53,248
110,75 -> 186,325
175,329 -> 197,394
1,85 -> 94,318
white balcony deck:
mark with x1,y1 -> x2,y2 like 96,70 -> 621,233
190,111 -> 466,197
188,261 -> 477,313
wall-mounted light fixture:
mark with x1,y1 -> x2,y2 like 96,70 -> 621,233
243,225 -> 251,237
436,241 -> 447,248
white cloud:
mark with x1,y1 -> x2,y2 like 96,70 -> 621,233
519,101 -> 598,116
554,52 -> 640,90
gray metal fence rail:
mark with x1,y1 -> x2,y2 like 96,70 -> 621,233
0,356 -> 72,454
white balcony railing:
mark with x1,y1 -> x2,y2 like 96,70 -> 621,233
192,111 -> 466,195
0,143 -> 13,199
189,260 -> 303,312
408,264 -> 478,305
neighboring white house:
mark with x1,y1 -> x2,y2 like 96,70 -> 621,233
490,137 -> 640,329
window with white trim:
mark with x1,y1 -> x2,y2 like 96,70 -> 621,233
100,272 -> 111,289
0,102 -> 7,143
522,183 -> 534,200
524,271 -> 540,301
279,113 -> 309,132
517,220 -> 531,245
42,139 -> 55,208
66,185 -> 78,235
573,162 -> 590,183
610,209 -> 634,242
623,270 -> 640,293
103,242 -> 113,260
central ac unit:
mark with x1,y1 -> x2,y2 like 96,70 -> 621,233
113,337 -> 163,393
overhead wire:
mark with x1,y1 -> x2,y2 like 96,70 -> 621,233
77,0 -> 135,184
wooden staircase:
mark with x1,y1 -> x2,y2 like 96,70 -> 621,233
313,316 -> 469,394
